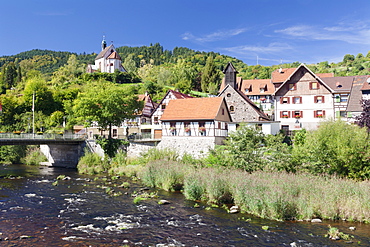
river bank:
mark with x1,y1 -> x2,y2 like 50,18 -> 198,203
81,150 -> 370,224
1,164 -> 370,246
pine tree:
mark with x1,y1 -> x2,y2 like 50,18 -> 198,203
200,55 -> 221,93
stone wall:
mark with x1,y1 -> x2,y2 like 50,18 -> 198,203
126,141 -> 158,158
157,136 -> 225,158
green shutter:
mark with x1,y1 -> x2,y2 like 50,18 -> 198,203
347,112 -> 352,118
336,111 -> 340,118
335,95 -> 340,103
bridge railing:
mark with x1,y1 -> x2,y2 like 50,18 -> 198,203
0,133 -> 87,140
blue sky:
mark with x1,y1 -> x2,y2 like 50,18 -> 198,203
1,0 -> 370,66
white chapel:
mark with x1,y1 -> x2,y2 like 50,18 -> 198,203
87,37 -> 126,73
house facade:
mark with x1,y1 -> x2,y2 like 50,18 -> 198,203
149,90 -> 193,139
273,64 -> 335,131
157,97 -> 231,158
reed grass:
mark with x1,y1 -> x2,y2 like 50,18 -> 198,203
136,160 -> 370,222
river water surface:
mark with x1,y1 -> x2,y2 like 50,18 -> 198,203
0,164 -> 369,246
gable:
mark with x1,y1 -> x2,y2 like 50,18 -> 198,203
274,64 -> 333,96
219,85 -> 269,121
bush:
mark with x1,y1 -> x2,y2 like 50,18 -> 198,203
22,146 -> 47,165
291,120 -> 370,179
77,151 -> 108,174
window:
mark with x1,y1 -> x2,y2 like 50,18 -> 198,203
229,106 -> 235,113
161,104 -> 166,110
199,122 -> 206,136
170,122 -> 177,135
310,82 -> 320,90
280,111 -> 290,118
340,94 -> 348,102
314,110 -> 325,118
293,97 -> 302,104
293,110 -> 303,118
113,129 -> 117,137
184,122 -> 191,135
280,97 -> 290,104
154,117 -> 159,125
289,83 -> 296,90
221,108 -> 225,115
314,96 -> 325,103
226,93 -> 231,97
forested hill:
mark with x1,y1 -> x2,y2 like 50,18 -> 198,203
1,43 -> 370,80
0,43 -> 245,76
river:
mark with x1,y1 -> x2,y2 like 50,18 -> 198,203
0,164 -> 369,246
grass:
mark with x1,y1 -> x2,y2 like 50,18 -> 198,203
137,160 -> 370,222
78,148 -> 370,222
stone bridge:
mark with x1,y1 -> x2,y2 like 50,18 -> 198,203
0,133 -> 87,168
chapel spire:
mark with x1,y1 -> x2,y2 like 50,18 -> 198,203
101,35 -> 107,50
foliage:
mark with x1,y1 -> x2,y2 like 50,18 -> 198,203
72,82 -> 142,138
77,151 -> 108,174
355,99 -> 370,131
0,145 -> 27,164
291,120 -> 370,180
206,124 -> 266,172
21,146 -> 47,165
96,135 -> 129,158
200,55 -> 221,93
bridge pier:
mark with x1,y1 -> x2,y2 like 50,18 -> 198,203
40,142 -> 86,168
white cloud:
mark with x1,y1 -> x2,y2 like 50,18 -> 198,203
275,21 -> 370,45
222,42 -> 293,55
181,28 -> 247,42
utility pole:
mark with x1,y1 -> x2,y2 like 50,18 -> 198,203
32,92 -> 35,137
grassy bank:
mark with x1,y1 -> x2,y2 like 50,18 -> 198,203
77,149 -> 370,222
136,161 -> 370,222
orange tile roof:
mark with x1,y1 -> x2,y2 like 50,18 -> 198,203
160,97 -> 226,121
239,79 -> 274,95
317,73 -> 334,78
107,51 -> 122,60
271,68 -> 296,83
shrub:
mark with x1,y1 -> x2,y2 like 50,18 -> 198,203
22,146 -> 47,165
77,151 -> 108,174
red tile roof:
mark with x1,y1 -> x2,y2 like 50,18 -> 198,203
239,79 -> 274,95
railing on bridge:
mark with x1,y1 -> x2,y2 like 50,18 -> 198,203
0,133 -> 87,140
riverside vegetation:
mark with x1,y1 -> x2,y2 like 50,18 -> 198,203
77,120 -> 370,223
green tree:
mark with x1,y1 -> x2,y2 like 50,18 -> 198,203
201,55 -> 221,93
23,76 -> 56,115
72,82 -> 142,138
50,54 -> 84,88
122,53 -> 137,72
291,120 -> 370,179
207,124 -> 266,172
1,62 -> 18,92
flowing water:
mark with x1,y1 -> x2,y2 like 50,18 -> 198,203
0,164 -> 369,247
